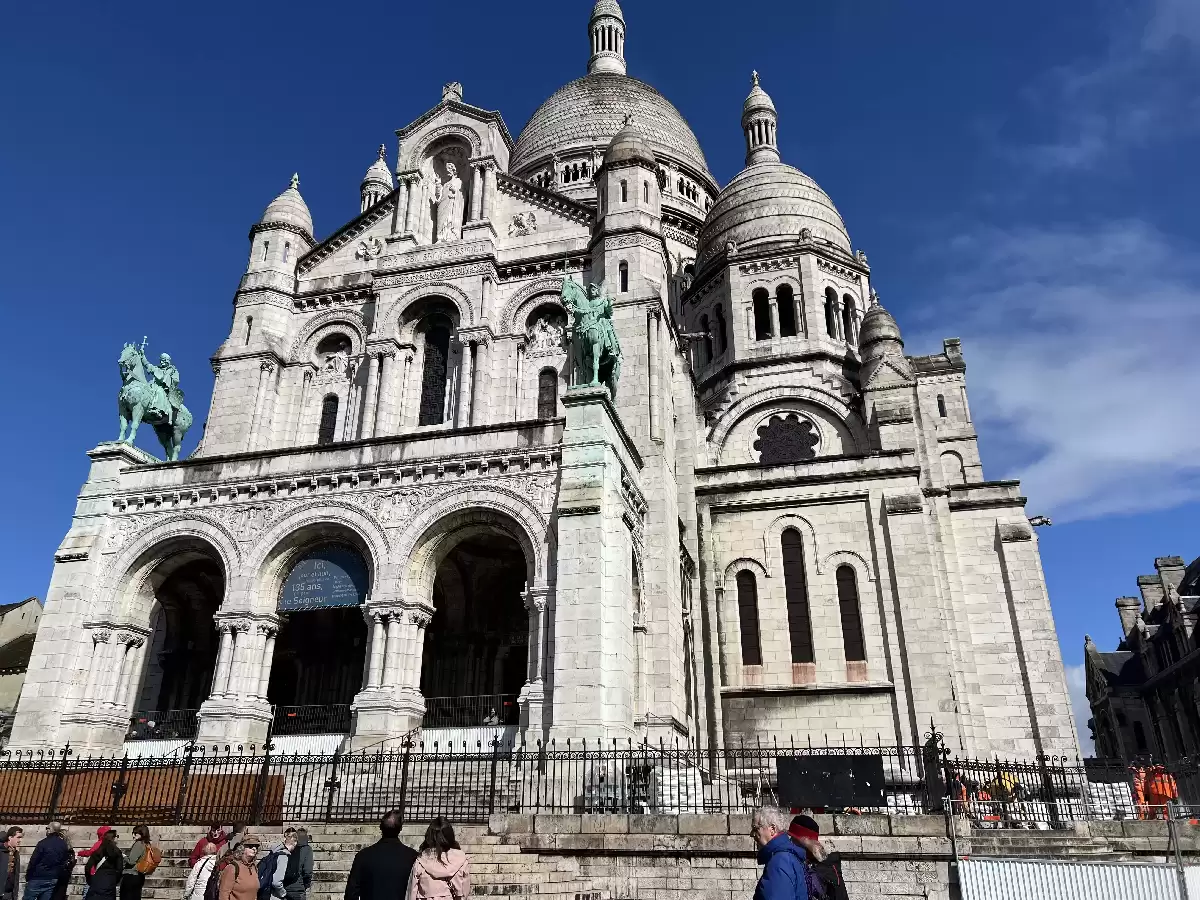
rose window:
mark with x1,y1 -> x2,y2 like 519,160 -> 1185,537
754,414 -> 819,465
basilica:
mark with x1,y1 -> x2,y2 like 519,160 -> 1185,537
12,1 -> 1079,759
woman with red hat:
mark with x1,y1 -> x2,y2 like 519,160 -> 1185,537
788,816 -> 847,900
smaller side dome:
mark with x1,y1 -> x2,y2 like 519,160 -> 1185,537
742,70 -> 776,117
260,173 -> 314,237
362,144 -> 392,191
604,116 -> 655,167
858,296 -> 904,361
591,0 -> 624,21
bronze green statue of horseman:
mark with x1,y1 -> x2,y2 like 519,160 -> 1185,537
117,338 -> 193,461
561,278 -> 622,396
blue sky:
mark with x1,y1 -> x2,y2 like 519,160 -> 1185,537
3,0 -> 1198,752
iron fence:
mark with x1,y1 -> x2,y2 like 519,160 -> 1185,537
272,704 -> 352,736
4,736 -> 1200,829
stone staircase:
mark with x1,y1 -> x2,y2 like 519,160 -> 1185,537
51,824 -> 607,900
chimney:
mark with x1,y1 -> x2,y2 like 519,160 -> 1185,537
1139,574 -> 1165,613
1115,596 -> 1142,638
1156,556 -> 1187,593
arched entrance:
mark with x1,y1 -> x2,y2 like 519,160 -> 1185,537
130,549 -> 225,740
421,533 -> 528,728
268,543 -> 369,734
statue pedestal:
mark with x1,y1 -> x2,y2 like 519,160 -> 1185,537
350,689 -> 424,750
195,698 -> 273,750
549,386 -> 642,741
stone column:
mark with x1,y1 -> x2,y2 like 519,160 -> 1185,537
107,637 -> 135,706
769,297 -> 780,339
456,339 -> 474,428
82,630 -> 110,704
384,614 -> 403,687
647,309 -> 661,441
482,163 -> 497,221
291,368 -> 313,445
469,164 -> 484,221
367,611 -> 386,689
257,625 -> 277,700
375,351 -> 396,436
524,588 -> 549,685
513,341 -> 525,419
397,349 -> 415,429
212,625 -> 234,696
402,176 -> 418,234
402,610 -> 432,691
472,338 -> 489,426
360,353 -> 381,438
122,636 -> 148,710
248,360 -> 276,451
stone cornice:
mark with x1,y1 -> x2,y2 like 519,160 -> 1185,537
496,252 -> 586,283
496,173 -> 594,227
292,285 -> 375,311
249,221 -> 316,246
296,191 -> 398,276
396,98 -> 514,150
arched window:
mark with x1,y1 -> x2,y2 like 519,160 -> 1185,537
940,451 -> 966,486
283,242 -> 291,263
837,565 -> 866,665
715,305 -> 728,354
736,570 -> 762,666
620,180 -> 628,203
781,529 -> 814,664
937,394 -> 948,418
261,241 -> 270,262
752,288 -> 772,340
824,288 -> 839,337
1133,720 -> 1149,752
317,394 -> 339,445
777,284 -> 797,337
581,161 -> 589,177
699,314 -> 713,364
619,261 -> 629,293
842,294 -> 855,342
418,318 -> 452,426
643,181 -> 650,202
244,316 -> 253,345
537,367 -> 558,419
677,177 -> 685,195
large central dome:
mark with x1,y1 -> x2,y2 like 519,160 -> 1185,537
509,73 -> 714,184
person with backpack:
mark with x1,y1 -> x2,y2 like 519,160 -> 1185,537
190,829 -> 229,869
121,826 -> 160,900
22,823 -> 74,900
217,836 -> 261,900
788,815 -> 847,900
406,819 -> 469,900
257,832 -> 295,900
84,831 -> 123,900
750,807 -> 808,900
282,830 -> 312,900
186,844 -> 219,900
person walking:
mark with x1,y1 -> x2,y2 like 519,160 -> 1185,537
120,826 -> 153,900
190,829 -> 228,869
217,836 -> 261,900
185,845 -> 219,900
258,831 -> 295,900
344,811 -> 417,900
282,830 -> 312,900
49,831 -> 74,900
788,815 -> 846,900
406,819 -> 468,900
84,831 -> 123,900
23,823 -> 73,900
750,807 -> 808,900
1,827 -> 24,900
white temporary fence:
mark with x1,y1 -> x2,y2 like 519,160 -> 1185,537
959,858 -> 1192,900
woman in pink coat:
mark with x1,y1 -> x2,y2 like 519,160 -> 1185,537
406,819 -> 469,900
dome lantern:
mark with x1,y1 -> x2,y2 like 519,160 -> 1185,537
360,144 -> 393,213
742,71 -> 780,166
588,0 -> 626,75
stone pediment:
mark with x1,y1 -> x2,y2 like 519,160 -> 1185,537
861,355 -> 915,390
396,87 -> 512,174
297,193 -> 398,278
496,174 -> 594,230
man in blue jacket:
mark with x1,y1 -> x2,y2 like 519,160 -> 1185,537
751,808 -> 809,900
22,823 -> 74,900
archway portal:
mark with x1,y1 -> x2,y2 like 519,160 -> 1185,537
268,543 -> 368,733
134,556 -> 224,726
421,533 -> 528,728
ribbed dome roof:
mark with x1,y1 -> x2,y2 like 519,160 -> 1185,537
695,162 -> 850,265
362,146 -> 392,190
260,174 -> 313,236
743,71 -> 776,118
591,0 -> 624,20
859,302 -> 903,349
605,119 -> 655,166
510,73 -> 713,183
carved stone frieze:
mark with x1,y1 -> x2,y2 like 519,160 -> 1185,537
816,256 -> 862,283
374,262 -> 494,289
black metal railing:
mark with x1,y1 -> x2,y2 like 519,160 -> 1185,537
272,704 -> 352,736
4,734 -> 1200,828
127,709 -> 200,742
422,694 -> 520,729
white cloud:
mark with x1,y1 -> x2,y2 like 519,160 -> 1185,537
1018,0 -> 1200,170
1065,664 -> 1096,757
914,220 -> 1200,521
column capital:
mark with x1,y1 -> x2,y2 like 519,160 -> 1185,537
524,586 -> 552,612
260,359 -> 276,374
409,609 -> 432,629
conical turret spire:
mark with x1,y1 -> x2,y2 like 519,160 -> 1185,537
742,71 -> 780,165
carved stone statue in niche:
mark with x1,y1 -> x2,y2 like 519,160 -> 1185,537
322,341 -> 351,376
527,311 -> 566,354
432,160 -> 465,243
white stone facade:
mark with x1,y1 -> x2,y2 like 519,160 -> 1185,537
10,1 -> 1079,759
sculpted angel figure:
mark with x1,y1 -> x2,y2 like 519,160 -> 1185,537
432,161 -> 465,242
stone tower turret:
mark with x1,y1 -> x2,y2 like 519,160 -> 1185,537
360,145 -> 393,213
588,0 -> 626,75
742,71 -> 779,166
247,173 -> 315,276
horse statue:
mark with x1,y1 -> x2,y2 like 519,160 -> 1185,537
561,278 -> 622,396
117,340 -> 193,461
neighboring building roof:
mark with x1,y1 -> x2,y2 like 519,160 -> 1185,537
1179,555 -> 1200,597
510,73 -> 713,183
0,597 -> 38,617
1093,650 -> 1144,689
0,633 -> 34,671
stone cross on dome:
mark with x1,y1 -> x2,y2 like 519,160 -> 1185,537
289,173 -> 300,191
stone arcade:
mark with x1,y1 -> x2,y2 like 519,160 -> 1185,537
12,1 -> 1079,758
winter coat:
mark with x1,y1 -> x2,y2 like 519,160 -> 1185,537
85,847 -> 124,900
26,834 -> 75,883
406,850 -> 469,900
185,856 -> 219,900
264,845 -> 292,900
190,834 -> 228,869
218,860 -> 259,900
344,838 -> 418,900
283,838 -> 313,899
0,843 -> 20,900
754,833 -> 809,900
806,852 -> 848,900
80,827 -> 114,860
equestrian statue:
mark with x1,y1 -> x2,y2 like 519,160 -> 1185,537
561,278 -> 622,396
117,337 -> 193,461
